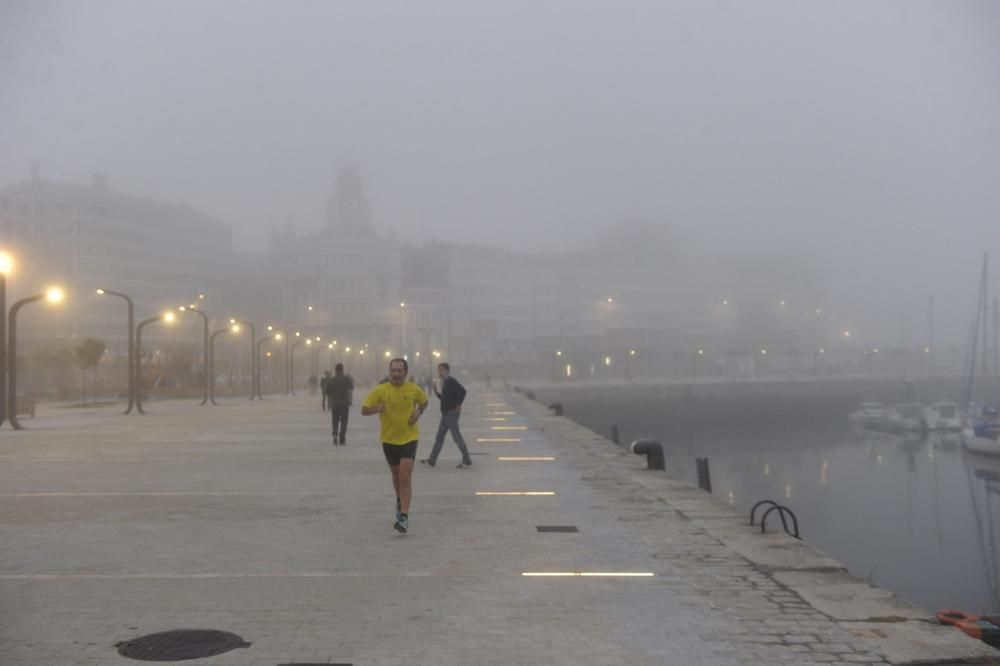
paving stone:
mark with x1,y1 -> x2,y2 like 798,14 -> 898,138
0,391 -> 989,665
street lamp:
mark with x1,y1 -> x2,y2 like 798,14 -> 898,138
134,310 -> 175,415
0,251 -> 13,427
230,318 -> 258,399
400,302 -> 407,357
290,335 -> 308,396
208,325 -> 239,405
255,335 -> 273,398
7,286 -> 64,429
179,303 -> 210,406
97,288 -> 135,414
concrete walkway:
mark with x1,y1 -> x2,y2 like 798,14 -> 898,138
0,388 -> 996,665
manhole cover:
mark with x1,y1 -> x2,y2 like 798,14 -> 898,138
536,525 -> 579,532
117,629 -> 250,661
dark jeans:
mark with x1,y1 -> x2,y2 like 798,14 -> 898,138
330,406 -> 349,443
428,410 -> 470,464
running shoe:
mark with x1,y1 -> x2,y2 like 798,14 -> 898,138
394,514 -> 408,534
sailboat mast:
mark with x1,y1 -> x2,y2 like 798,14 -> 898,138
964,254 -> 987,422
983,254 -> 989,382
928,294 -> 934,376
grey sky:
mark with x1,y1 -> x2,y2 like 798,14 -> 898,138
1,0 -> 999,344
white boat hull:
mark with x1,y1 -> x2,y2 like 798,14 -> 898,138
961,429 -> 1000,456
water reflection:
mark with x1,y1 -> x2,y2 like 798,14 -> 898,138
565,402 -> 1000,614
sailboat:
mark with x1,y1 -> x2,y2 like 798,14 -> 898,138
961,254 -> 1000,456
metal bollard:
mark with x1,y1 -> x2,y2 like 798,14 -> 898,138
548,402 -> 563,416
630,439 -> 665,470
696,457 -> 712,493
611,424 -> 620,445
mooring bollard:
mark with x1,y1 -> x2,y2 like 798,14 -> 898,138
629,439 -> 665,470
611,424 -> 620,445
696,457 -> 712,493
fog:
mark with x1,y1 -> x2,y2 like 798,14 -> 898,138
2,0 -> 999,345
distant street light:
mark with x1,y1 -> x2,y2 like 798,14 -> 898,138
0,251 -> 13,427
255,335 -> 273,398
7,286 -> 64,429
208,325 -> 239,405
97,288 -> 135,414
289,336 -> 308,396
134,310 -> 175,415
179,304 -> 209,406
230,318 -> 258,399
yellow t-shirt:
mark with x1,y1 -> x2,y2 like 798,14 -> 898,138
363,381 -> 429,445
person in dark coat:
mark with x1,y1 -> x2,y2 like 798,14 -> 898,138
420,362 -> 471,468
324,363 -> 354,445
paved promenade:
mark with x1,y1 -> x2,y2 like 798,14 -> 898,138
1,387 -> 997,665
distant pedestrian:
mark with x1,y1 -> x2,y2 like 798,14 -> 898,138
320,370 -> 332,411
361,358 -> 428,534
421,362 -> 471,468
324,363 -> 354,445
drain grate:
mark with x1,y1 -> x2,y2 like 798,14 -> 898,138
536,525 -> 579,532
117,629 -> 250,661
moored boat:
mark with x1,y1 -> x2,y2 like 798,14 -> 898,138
883,403 -> 927,432
848,402 -> 887,429
924,401 -> 962,431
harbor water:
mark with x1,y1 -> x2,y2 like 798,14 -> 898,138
558,396 -> 1000,615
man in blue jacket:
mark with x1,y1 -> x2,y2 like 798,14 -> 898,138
421,362 -> 472,468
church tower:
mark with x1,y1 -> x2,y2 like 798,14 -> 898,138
326,163 -> 375,237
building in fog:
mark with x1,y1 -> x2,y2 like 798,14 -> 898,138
238,164 -> 403,379
0,165 -> 234,352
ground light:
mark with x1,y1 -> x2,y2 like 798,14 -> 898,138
476,438 -> 522,443
497,457 -> 555,461
521,572 -> 654,577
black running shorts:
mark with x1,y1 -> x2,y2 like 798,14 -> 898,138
382,441 -> 418,466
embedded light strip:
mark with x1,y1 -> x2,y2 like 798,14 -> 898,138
521,572 -> 655,577
497,457 -> 555,461
491,426 -> 527,430
489,411 -> 515,415
476,438 -> 522,443
486,403 -> 509,407
475,491 -> 554,496
483,418 -> 508,422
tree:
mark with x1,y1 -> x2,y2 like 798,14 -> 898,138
74,338 -> 106,403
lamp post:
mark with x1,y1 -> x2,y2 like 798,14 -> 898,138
289,332 -> 303,396
96,288 -> 135,414
179,304 -> 210,405
230,318 -> 257,399
400,302 -> 407,358
135,311 -> 175,415
311,337 -> 321,378
208,325 -> 238,405
283,330 -> 292,396
0,252 -> 12,427
7,286 -> 64,429
255,335 -> 273,399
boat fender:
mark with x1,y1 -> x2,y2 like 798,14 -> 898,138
937,610 -> 1000,648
